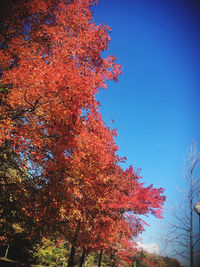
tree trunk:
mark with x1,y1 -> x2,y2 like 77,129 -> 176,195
79,247 -> 86,267
110,250 -> 117,267
68,245 -> 76,267
98,250 -> 103,267
84,254 -> 88,267
67,221 -> 80,267
5,244 -> 9,258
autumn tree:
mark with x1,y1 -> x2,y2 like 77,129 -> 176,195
0,0 -> 166,266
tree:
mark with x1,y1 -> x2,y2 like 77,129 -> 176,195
0,0 -> 166,266
0,140 -> 33,241
0,139 -> 39,263
164,141 -> 200,267
32,237 -> 70,266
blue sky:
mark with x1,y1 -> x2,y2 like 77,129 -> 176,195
93,0 -> 200,264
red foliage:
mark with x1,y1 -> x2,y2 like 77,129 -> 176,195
0,0 -> 165,262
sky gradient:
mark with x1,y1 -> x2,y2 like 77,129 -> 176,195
93,0 -> 200,265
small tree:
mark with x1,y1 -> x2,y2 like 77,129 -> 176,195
32,238 -> 70,266
164,141 -> 200,267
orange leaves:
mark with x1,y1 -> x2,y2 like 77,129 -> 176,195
0,50 -> 13,70
26,0 -> 49,14
0,0 -> 165,263
57,0 -> 92,31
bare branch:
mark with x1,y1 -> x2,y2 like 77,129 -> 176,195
161,141 -> 200,267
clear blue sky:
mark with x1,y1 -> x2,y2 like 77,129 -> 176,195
93,0 -> 200,264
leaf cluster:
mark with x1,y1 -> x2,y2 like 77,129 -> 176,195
0,0 -> 166,266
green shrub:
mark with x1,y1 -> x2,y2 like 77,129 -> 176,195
32,238 -> 69,266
